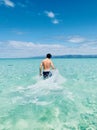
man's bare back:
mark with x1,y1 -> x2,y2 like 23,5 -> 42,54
41,58 -> 54,71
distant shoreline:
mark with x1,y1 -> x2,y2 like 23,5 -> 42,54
53,55 -> 97,58
0,55 -> 97,59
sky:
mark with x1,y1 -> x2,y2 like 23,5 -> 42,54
0,0 -> 97,58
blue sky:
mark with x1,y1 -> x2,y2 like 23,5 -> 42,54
0,0 -> 97,58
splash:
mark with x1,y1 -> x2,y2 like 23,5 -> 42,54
13,69 -> 67,105
0,69 -> 67,114
0,69 -> 69,130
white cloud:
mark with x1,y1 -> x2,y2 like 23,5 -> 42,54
0,41 -> 66,58
45,11 -> 55,18
8,41 -> 64,50
52,19 -> 59,24
9,41 -> 31,48
68,36 -> 86,43
44,11 -> 59,24
2,0 -> 15,7
0,40 -> 97,58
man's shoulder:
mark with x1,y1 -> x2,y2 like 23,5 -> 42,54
42,58 -> 51,63
42,59 -> 46,63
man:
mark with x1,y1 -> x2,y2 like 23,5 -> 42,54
39,53 -> 55,79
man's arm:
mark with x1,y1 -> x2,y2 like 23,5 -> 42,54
39,62 -> 43,76
51,61 -> 55,69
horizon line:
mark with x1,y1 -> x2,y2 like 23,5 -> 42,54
1,54 -> 97,59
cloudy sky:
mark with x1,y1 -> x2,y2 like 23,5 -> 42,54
0,0 -> 97,58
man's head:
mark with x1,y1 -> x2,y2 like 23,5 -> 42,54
46,53 -> 52,59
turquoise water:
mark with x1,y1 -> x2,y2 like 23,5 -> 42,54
0,58 -> 97,130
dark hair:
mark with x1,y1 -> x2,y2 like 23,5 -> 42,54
46,53 -> 52,59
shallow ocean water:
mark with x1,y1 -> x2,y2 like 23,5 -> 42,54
0,58 -> 97,130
